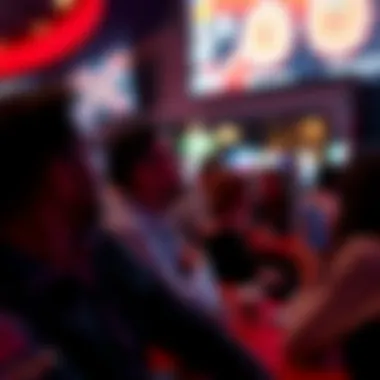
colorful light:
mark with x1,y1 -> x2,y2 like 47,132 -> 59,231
71,47 -> 135,133
0,0 -> 104,78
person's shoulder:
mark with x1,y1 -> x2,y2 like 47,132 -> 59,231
342,236 -> 380,259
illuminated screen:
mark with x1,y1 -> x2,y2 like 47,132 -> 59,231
189,0 -> 380,96
70,45 -> 137,137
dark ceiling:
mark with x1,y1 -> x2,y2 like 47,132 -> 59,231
108,0 -> 177,41
70,0 -> 178,63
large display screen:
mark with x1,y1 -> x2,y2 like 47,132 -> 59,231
189,0 -> 380,96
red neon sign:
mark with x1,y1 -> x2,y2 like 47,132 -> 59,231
0,0 -> 105,78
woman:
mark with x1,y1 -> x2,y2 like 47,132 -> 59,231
286,153 -> 380,379
203,171 -> 299,300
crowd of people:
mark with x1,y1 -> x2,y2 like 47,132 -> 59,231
0,87 -> 379,380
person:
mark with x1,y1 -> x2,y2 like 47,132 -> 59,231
299,165 -> 340,255
204,171 -> 298,299
105,127 -> 221,316
285,153 -> 380,379
255,171 -> 291,236
204,171 -> 256,283
0,88 -> 271,379
172,156 -> 224,244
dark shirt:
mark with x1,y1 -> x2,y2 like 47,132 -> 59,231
344,321 -> 380,380
0,231 -> 270,380
205,230 -> 256,283
205,231 -> 300,299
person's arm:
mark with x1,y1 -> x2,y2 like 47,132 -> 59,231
104,195 -> 221,316
285,240 -> 380,365
98,234 -> 271,380
178,244 -> 222,315
183,259 -> 222,316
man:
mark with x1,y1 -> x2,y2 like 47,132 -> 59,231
172,157 -> 224,244
0,89 -> 270,379
105,127 -> 221,315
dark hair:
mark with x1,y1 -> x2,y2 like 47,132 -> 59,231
107,124 -> 156,188
257,171 -> 291,235
318,165 -> 340,191
209,171 -> 246,217
0,87 -> 75,224
335,153 -> 380,245
198,156 -> 224,197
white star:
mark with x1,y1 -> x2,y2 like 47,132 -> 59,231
71,48 -> 133,126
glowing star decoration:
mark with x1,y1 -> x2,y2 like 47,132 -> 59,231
240,0 -> 295,68
71,48 -> 135,135
307,0 -> 373,60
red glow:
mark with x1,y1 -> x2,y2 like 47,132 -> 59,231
0,0 -> 105,78
215,0 -> 256,14
214,0 -> 303,15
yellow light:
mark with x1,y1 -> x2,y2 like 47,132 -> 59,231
194,0 -> 213,23
297,116 -> 327,144
215,123 -> 241,146
53,0 -> 76,12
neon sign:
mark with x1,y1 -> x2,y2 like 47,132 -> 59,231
0,0 -> 105,78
